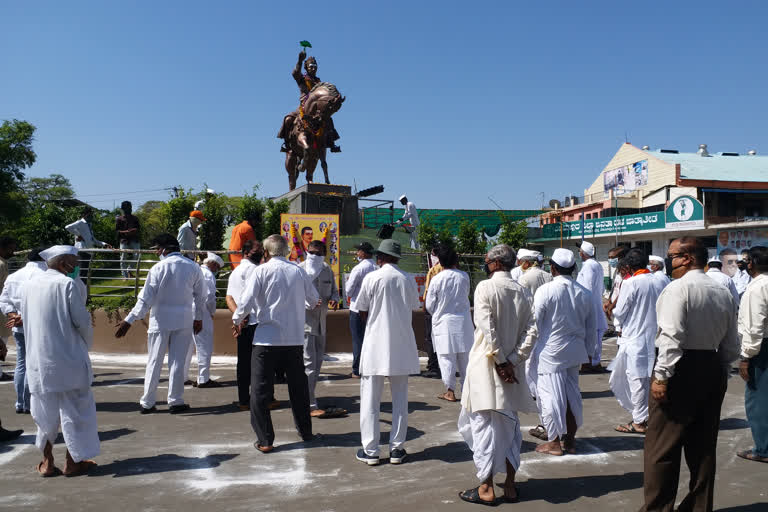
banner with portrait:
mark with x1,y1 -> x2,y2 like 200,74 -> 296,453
603,160 -> 648,198
717,228 -> 768,255
281,213 -> 341,288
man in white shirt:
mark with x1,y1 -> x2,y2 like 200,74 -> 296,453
354,239 -> 421,466
64,207 -> 112,280
226,240 -> 262,409
533,248 -> 596,456
346,242 -> 376,378
299,241 -> 342,417
425,245 -> 474,402
185,252 -> 223,388
730,249 -> 752,297
115,234 -> 205,414
648,255 -> 670,288
641,237 -> 739,512
232,235 -> 320,452
177,210 -> 206,257
457,244 -> 538,505
396,195 -> 420,250
0,237 -> 19,383
0,247 -> 47,414
23,245 -> 99,477
517,249 -> 552,296
706,257 -> 740,306
610,249 -> 665,435
736,246 -> 768,464
576,241 -> 608,372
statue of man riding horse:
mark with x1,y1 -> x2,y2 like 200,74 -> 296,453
278,47 -> 345,191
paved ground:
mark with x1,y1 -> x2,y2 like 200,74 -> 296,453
0,338 -> 765,511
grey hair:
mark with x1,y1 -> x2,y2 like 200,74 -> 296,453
47,254 -> 77,270
264,234 -> 289,257
487,244 -> 516,270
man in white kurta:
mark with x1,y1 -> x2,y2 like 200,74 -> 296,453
299,241 -> 341,416
648,255 -> 671,288
345,242 -> 377,378
733,250 -> 753,297
610,249 -> 666,434
355,239 -> 421,466
23,246 -> 99,476
397,195 -> 420,249
457,244 -> 538,505
0,249 -> 47,413
425,246 -> 474,402
576,241 -> 608,370
186,252 -> 222,387
115,234 -> 204,413
706,258 -> 740,306
534,248 -> 596,456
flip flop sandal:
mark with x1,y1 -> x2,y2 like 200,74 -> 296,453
254,443 -> 274,454
36,462 -> 62,478
437,394 -> 458,402
615,421 -> 647,435
737,450 -> 768,463
316,407 -> 347,419
64,460 -> 97,477
494,484 -> 520,503
528,425 -> 549,440
458,487 -> 498,507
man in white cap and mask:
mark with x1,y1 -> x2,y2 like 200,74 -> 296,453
354,239 -> 421,466
610,248 -> 665,435
457,244 -> 538,505
576,240 -> 608,372
517,249 -> 552,296
648,255 -> 670,288
533,248 -> 595,456
22,245 -> 99,476
396,195 -> 420,250
706,256 -> 740,306
115,233 -> 205,414
299,240 -> 344,418
185,251 -> 223,388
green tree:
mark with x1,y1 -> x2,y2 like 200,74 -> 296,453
134,200 -> 166,247
0,119 -> 37,228
497,214 -> 529,249
22,173 -> 74,203
15,203 -> 81,248
264,198 -> 290,236
161,187 -> 196,236
199,191 -> 232,250
233,187 -> 266,241
417,215 -> 455,252
456,220 -> 485,254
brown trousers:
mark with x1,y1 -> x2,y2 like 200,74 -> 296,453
639,351 -> 727,512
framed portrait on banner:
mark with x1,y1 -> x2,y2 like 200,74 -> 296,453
281,213 -> 341,288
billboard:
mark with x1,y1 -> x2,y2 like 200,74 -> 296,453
281,213 -> 341,288
603,160 -> 648,198
717,228 -> 768,255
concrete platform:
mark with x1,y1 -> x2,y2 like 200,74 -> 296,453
0,339 -> 765,511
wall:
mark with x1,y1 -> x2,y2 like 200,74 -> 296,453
87,309 -> 428,355
585,143 -> 678,201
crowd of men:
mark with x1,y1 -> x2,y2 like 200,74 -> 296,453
0,229 -> 766,510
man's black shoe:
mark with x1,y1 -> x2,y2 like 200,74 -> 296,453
140,406 -> 157,415
330,145 -> 341,153
0,426 -> 23,442
421,369 -> 440,379
197,379 -> 222,388
169,404 -> 191,414
0,373 -> 13,382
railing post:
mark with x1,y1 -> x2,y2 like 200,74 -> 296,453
134,251 -> 141,298
86,251 -> 93,299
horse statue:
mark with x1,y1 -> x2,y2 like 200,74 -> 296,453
282,82 -> 345,190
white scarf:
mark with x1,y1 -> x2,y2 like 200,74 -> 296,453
305,254 -> 325,280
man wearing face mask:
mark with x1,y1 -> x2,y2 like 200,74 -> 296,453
421,245 -> 444,379
185,252 -> 223,388
576,241 -> 608,372
299,241 -> 343,418
733,249 -> 753,297
115,234 -> 205,414
640,237 -> 739,512
22,245 -> 99,476
178,211 -> 206,258
226,240 -> 263,409
604,246 -> 629,338
648,255 -> 670,287
706,256 -> 740,306
345,242 -> 376,378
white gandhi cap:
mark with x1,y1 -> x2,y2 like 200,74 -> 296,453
398,195 -> 407,201
517,248 -> 536,260
649,255 -> 664,265
204,252 -> 224,266
39,245 -> 79,262
551,248 -> 576,268
580,241 -> 595,257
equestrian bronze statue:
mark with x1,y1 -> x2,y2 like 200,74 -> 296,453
278,49 -> 345,190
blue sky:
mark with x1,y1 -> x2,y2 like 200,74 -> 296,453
2,1 -> 767,211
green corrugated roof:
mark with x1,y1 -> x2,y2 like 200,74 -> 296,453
651,150 -> 768,182
361,208 -> 542,237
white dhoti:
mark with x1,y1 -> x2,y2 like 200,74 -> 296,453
31,388 -> 100,462
525,353 -> 542,416
437,352 -> 469,392
141,328 -> 192,408
304,332 -> 327,410
458,408 -> 521,481
593,329 -> 605,364
537,366 -> 583,440
191,316 -> 214,384
360,375 -> 408,457
608,343 -> 650,424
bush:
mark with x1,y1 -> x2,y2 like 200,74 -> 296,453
456,220 -> 486,255
199,192 -> 232,250
264,198 -> 289,236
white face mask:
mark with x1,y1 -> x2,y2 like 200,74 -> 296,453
159,252 -> 166,260
305,253 -> 325,279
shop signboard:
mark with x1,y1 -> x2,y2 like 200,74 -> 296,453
665,195 -> 704,229
540,211 -> 664,239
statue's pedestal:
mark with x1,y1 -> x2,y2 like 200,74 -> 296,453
274,183 -> 359,235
